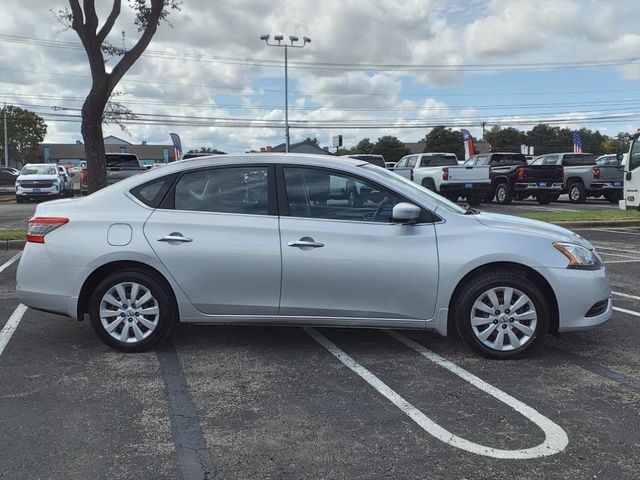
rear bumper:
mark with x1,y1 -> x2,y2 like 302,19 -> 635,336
515,182 -> 563,193
440,183 -> 491,195
589,182 -> 623,191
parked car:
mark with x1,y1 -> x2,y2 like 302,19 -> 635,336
341,154 -> 386,169
15,163 -> 66,203
16,154 -> 611,359
596,154 -> 620,167
465,152 -> 564,205
81,153 -> 147,195
57,166 -> 74,198
532,153 -> 623,203
385,162 -> 397,169
394,152 -> 491,205
0,166 -> 20,186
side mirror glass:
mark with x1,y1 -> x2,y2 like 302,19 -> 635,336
616,137 -> 626,162
627,171 -> 632,182
392,202 -> 421,224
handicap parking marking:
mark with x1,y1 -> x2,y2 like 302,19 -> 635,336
0,304 -> 28,357
305,327 -> 568,459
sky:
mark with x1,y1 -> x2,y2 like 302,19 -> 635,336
1,0 -> 640,153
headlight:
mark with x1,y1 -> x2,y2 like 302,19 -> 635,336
553,242 -> 602,270
15,179 -> 21,185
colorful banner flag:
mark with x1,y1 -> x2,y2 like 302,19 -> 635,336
170,132 -> 183,160
461,129 -> 475,160
572,131 -> 583,154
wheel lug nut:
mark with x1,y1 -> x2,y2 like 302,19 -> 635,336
495,310 -> 500,315
127,318 -> 133,322
120,312 -> 125,317
131,304 -> 136,308
135,312 -> 139,316
123,304 -> 128,308
493,319 -> 498,324
502,324 -> 507,329
509,318 -> 514,322
505,309 -> 510,314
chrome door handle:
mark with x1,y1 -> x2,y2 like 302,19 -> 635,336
288,238 -> 324,248
158,234 -> 193,243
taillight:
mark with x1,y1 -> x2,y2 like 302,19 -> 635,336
26,217 -> 69,243
516,166 -> 525,181
593,166 -> 600,179
81,169 -> 88,185
442,167 -> 449,181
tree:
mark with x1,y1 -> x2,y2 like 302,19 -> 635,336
302,137 -> 320,147
187,146 -> 226,155
59,0 -> 180,192
422,126 -> 464,160
0,106 -> 47,166
354,138 -> 375,154
484,126 -> 526,152
371,136 -> 410,163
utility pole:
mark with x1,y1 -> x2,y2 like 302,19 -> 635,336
481,121 -> 486,142
3,104 -> 8,168
260,34 -> 311,153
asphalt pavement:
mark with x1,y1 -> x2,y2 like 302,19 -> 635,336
1,225 -> 640,479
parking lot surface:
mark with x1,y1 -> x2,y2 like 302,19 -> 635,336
1,206 -> 640,479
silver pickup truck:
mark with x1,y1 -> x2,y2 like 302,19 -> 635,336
81,153 -> 148,195
393,152 -> 491,205
531,153 -> 623,203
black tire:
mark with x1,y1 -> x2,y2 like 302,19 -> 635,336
567,181 -> 587,204
483,191 -> 495,203
454,270 -> 549,359
494,182 -> 513,205
89,269 -> 177,352
16,196 -> 23,204
466,195 -> 482,206
445,193 -> 458,202
421,179 -> 437,192
535,193 -> 554,204
604,191 -> 622,203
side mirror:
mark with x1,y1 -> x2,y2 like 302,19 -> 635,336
392,202 -> 421,224
616,137 -> 625,162
627,171 -> 632,182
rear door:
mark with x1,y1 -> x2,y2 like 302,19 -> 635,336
277,165 -> 438,323
144,164 -> 282,315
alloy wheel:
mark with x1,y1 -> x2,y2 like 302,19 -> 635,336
99,282 -> 160,343
470,286 -> 537,352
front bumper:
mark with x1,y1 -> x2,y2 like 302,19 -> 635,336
16,185 -> 60,199
538,266 -> 612,332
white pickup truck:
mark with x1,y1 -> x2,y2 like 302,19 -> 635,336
393,152 -> 491,205
618,132 -> 640,211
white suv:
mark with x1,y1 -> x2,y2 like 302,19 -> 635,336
15,163 -> 64,203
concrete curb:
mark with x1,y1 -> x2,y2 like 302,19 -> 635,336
550,220 -> 640,228
2,239 -> 25,250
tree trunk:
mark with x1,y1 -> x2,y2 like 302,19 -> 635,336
81,85 -> 109,193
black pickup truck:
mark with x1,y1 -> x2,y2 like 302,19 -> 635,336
464,152 -> 564,205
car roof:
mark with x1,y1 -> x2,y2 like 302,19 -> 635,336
167,153 -> 364,170
420,152 -> 456,156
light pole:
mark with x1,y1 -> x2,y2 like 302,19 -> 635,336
260,34 -> 310,153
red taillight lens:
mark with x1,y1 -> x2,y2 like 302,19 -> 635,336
516,166 -> 525,181
81,169 -> 88,184
593,166 -> 600,179
26,217 -> 69,243
442,167 -> 449,181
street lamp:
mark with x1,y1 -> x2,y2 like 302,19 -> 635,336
260,34 -> 311,153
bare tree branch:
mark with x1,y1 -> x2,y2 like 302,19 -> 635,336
97,0 -> 122,44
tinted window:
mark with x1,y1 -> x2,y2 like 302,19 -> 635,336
407,156 -> 418,168
475,156 -> 489,165
174,167 -> 269,215
106,154 -> 140,168
421,155 -> 458,167
21,164 -> 57,175
531,156 -> 544,165
130,174 -> 177,208
283,167 -> 404,223
562,154 -> 596,166
630,140 -> 640,171
490,154 -> 526,165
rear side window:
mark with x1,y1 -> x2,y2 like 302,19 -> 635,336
491,154 -> 526,165
348,155 -> 385,168
130,174 -> 177,208
406,156 -> 418,168
562,154 -> 596,166
421,155 -> 458,167
106,154 -> 140,168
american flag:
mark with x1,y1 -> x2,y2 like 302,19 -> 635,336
169,132 -> 183,160
572,131 -> 583,154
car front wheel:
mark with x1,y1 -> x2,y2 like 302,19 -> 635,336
454,271 -> 549,359
89,269 -> 176,352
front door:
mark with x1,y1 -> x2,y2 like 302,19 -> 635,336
277,166 -> 439,322
624,140 -> 640,208
144,164 -> 281,315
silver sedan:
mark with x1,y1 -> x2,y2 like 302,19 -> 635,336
16,154 -> 612,359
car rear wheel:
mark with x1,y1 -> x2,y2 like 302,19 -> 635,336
466,195 -> 482,206
604,191 -> 622,203
89,270 -> 176,352
568,181 -> 587,203
535,193 -> 556,204
454,271 -> 548,359
495,182 -> 513,205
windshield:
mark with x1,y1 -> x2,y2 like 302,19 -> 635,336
21,164 -> 57,175
361,164 -> 467,214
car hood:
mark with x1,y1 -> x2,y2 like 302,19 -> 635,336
17,174 -> 59,181
474,212 -> 592,248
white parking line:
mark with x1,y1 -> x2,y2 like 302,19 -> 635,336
587,228 -> 640,236
305,327 -> 568,459
0,251 -> 21,274
613,306 -> 640,318
0,304 -> 28,357
612,291 -> 640,301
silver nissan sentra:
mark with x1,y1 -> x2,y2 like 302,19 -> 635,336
16,154 -> 612,359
